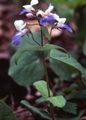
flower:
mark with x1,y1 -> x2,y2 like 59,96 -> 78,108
53,14 -> 66,25
37,4 -> 54,17
51,14 -> 73,32
40,15 -> 55,26
12,32 -> 22,46
14,20 -> 26,31
23,0 -> 38,12
12,20 -> 28,46
12,29 -> 28,46
20,0 -> 38,15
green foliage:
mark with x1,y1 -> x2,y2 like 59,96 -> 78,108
63,102 -> 77,115
50,49 -> 86,75
48,0 -> 86,8
34,80 -> 66,108
9,50 -> 44,86
47,96 -> 66,108
21,100 -> 51,120
0,101 -> 16,120
9,32 -> 68,86
34,81 -> 53,98
50,59 -> 72,81
8,1 -> 86,119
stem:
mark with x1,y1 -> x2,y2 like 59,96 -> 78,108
27,31 -> 40,45
43,60 -> 51,97
40,27 -> 44,46
43,59 -> 55,120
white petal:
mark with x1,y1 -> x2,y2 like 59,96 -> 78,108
23,5 -> 35,11
21,29 -> 28,35
53,13 -> 60,21
58,18 -> 66,24
14,20 -> 26,31
30,0 -> 38,6
23,5 -> 32,11
45,4 -> 54,14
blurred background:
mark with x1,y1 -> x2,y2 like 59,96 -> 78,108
0,0 -> 86,120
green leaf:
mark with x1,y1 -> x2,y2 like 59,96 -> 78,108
36,97 -> 46,104
33,80 -> 53,98
21,100 -> 51,120
0,101 -> 16,120
50,59 -> 72,81
63,102 -> 77,115
47,96 -> 66,108
68,90 -> 86,100
50,49 -> 86,75
9,51 -> 44,86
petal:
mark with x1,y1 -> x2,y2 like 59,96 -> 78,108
60,24 -> 73,33
58,18 -> 66,24
19,8 -> 29,15
47,16 -> 55,24
53,13 -> 60,21
40,17 -> 48,26
45,4 -> 54,14
30,0 -> 38,6
40,16 -> 55,26
12,32 -> 22,46
23,5 -> 32,11
14,20 -> 26,31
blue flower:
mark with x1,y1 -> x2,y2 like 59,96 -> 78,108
12,32 -> 22,46
40,16 -> 55,26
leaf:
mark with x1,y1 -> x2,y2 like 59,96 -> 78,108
18,44 -> 66,52
47,96 -> 66,108
36,97 -> 47,104
21,100 -> 51,120
67,90 -> 86,100
63,102 -> 77,115
33,80 -> 53,98
50,49 -> 86,75
0,101 -> 16,120
9,51 -> 44,86
50,59 -> 72,81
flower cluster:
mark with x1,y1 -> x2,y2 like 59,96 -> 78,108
12,0 -> 73,46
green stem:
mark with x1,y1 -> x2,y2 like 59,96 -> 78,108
43,59 -> 55,120
40,24 -> 55,120
27,32 -> 40,45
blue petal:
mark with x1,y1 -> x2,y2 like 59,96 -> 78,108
40,16 -> 55,26
47,16 -> 55,24
61,24 -> 73,33
12,32 -> 22,46
40,17 -> 48,26
19,9 -> 29,15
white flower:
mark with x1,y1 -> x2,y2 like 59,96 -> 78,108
14,20 -> 26,31
23,0 -> 38,11
36,4 -> 54,16
53,13 -> 66,26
